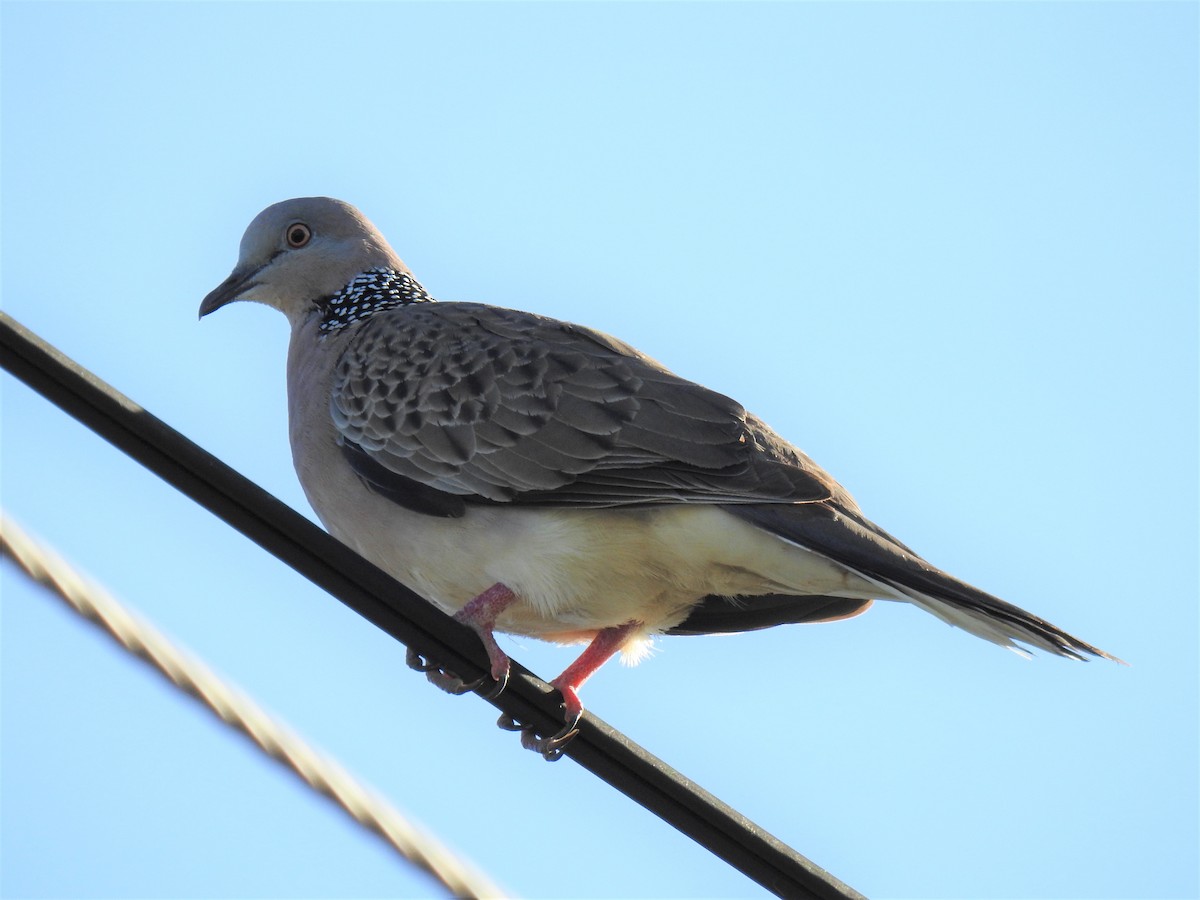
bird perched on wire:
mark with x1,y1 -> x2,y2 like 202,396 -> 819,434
200,197 -> 1118,759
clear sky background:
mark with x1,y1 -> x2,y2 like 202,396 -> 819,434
2,3 -> 1196,899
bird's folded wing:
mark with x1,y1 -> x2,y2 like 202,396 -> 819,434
330,302 -> 842,512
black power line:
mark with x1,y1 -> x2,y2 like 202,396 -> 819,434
1,312 -> 865,900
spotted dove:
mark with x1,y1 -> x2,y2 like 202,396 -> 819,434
200,197 -> 1117,759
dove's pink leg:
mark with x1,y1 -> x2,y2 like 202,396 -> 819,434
452,582 -> 517,682
498,619 -> 642,760
549,620 -> 642,724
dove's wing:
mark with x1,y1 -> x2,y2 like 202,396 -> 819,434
330,302 -> 843,516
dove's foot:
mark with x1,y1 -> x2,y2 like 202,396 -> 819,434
497,709 -> 582,761
498,620 -> 641,761
406,646 -> 509,697
407,583 -> 516,697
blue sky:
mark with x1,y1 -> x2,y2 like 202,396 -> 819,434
2,3 -> 1196,898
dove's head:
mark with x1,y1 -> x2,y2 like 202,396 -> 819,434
200,197 -> 407,325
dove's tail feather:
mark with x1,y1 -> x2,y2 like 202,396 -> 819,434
726,502 -> 1122,663
856,570 -> 1118,662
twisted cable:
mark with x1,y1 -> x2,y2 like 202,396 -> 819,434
0,510 -> 507,900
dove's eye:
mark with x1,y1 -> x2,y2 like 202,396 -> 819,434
286,223 -> 312,248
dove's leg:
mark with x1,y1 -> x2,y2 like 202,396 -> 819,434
501,620 -> 641,761
451,582 -> 516,682
549,620 -> 640,724
406,582 -> 516,697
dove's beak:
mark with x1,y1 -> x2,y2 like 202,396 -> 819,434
199,266 -> 262,318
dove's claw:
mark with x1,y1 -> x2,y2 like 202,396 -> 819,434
405,646 -> 439,673
407,646 -> 508,696
476,667 -> 510,699
521,717 -> 582,761
495,711 -> 581,761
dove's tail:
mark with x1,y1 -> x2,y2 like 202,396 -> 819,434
856,570 -> 1118,662
727,502 -> 1122,663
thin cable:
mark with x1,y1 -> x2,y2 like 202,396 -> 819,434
0,511 -> 508,900
1,311 -> 865,900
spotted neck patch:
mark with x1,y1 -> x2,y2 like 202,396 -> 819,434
318,268 -> 434,335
